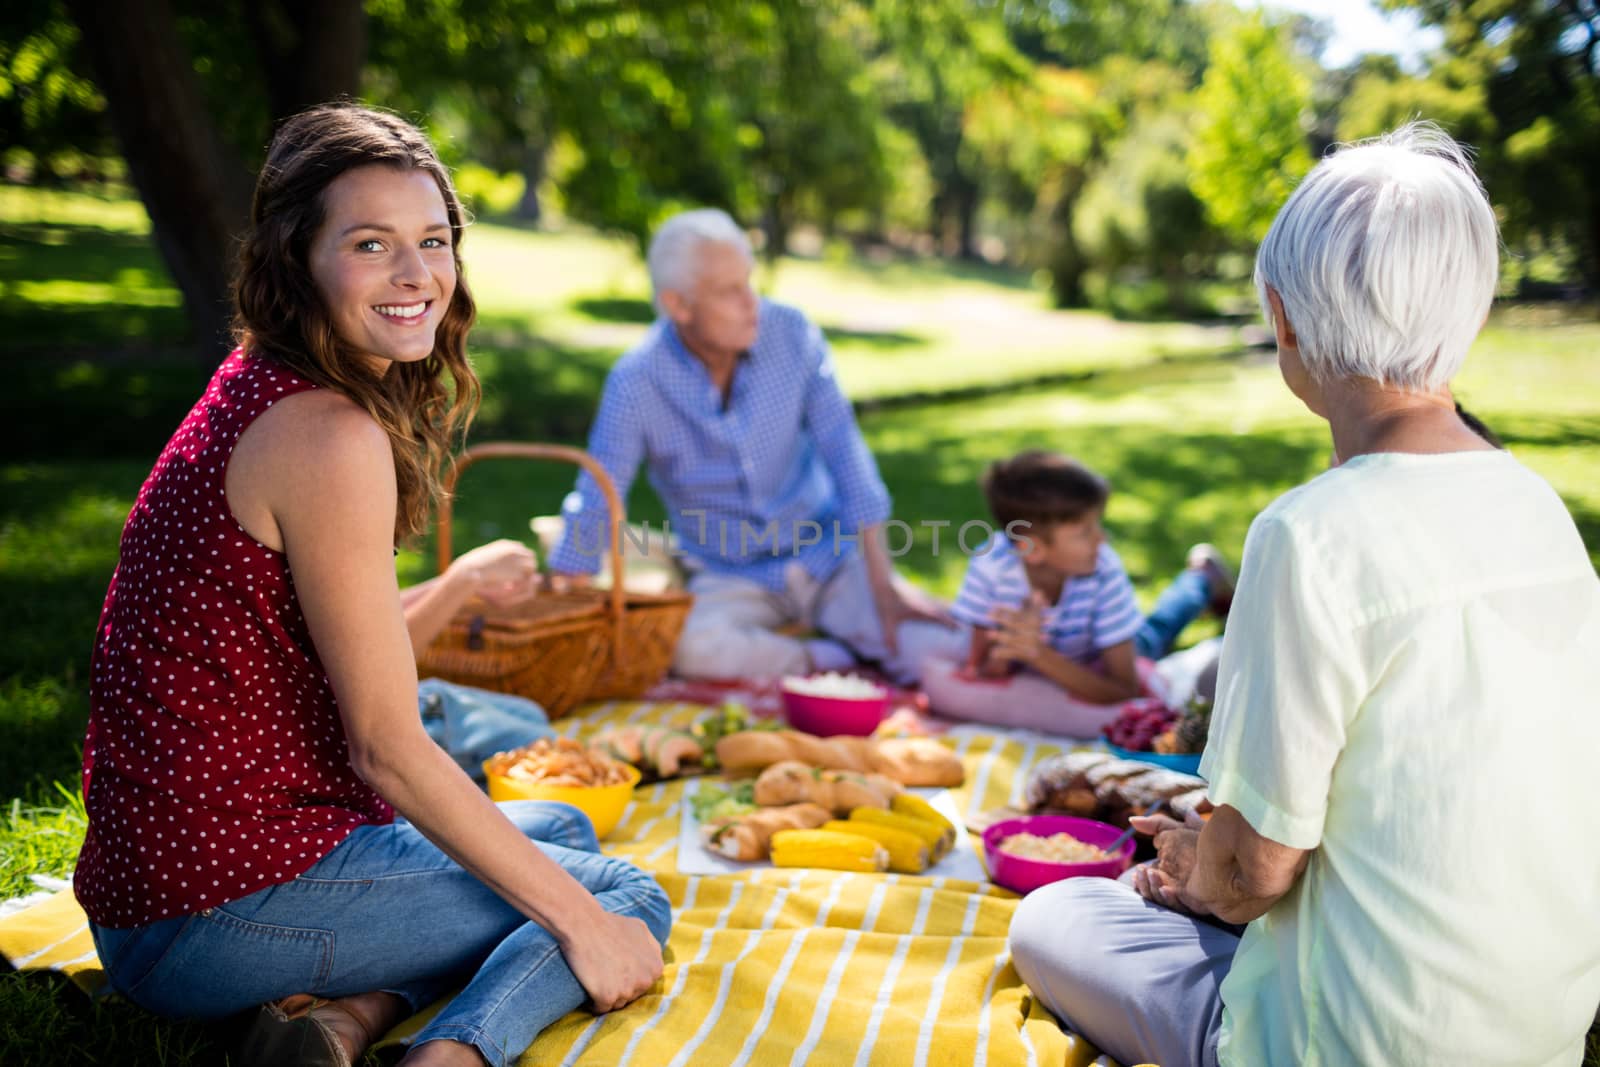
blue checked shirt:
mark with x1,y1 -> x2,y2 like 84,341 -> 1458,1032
949,533 -> 1144,662
549,300 -> 892,591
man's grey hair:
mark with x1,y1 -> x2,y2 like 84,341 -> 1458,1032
647,208 -> 752,311
1254,121 -> 1499,393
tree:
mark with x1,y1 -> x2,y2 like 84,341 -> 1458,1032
970,0 -> 1215,304
1075,105 -> 1221,313
964,65 -> 1112,304
1187,12 -> 1314,246
369,1 -> 893,259
0,2 -> 119,182
54,0 -> 365,366
1379,0 -> 1600,287
871,0 -> 1028,258
1003,0 -> 1211,73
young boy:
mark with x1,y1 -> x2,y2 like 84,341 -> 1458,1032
920,450 -> 1232,736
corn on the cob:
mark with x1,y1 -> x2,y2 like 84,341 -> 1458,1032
770,829 -> 889,872
892,793 -> 955,836
849,807 -> 953,858
820,820 -> 930,874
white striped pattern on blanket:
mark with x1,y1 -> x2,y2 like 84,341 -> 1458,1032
0,700 -> 1121,1067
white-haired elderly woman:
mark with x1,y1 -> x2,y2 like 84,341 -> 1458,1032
549,208 -> 952,680
1008,123 -> 1600,1066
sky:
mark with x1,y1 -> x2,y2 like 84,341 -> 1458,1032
1248,0 -> 1445,70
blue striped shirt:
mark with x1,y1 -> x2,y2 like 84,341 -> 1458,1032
549,300 -> 891,590
949,533 -> 1144,662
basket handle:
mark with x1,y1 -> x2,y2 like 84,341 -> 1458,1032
436,442 -> 626,651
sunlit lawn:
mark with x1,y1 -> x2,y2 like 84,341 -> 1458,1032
2,184 -> 1597,1065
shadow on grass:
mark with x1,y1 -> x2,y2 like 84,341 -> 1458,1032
3,358 -> 199,461
468,321 -> 619,443
0,223 -> 187,353
566,296 -> 929,353
0,679 -> 89,803
821,324 -> 925,350
0,222 -> 169,284
0,970 -> 229,1067
570,295 -> 655,324
857,344 -> 1258,414
823,250 -> 1039,293
865,410 -> 1328,590
1483,412 -> 1600,451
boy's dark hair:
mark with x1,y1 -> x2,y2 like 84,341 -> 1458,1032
981,450 -> 1109,535
1455,402 -> 1503,448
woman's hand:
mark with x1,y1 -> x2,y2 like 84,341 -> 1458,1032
448,538 -> 542,607
403,538 -> 540,649
558,908 -> 665,1012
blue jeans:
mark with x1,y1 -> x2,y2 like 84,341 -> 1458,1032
90,801 -> 672,1067
1136,569 -> 1211,661
418,678 -> 555,779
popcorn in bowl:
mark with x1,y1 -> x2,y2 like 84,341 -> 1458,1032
779,673 -> 891,737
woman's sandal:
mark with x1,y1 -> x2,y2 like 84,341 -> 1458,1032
237,992 -> 385,1067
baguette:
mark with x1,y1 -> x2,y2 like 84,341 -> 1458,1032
752,760 -> 902,814
717,730 -> 964,787
701,802 -> 831,861
870,738 -> 966,788
718,731 -> 874,774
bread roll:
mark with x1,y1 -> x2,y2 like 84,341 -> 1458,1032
752,760 -> 901,814
701,802 -> 832,861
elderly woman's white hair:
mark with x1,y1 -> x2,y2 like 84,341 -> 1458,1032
647,208 -> 752,311
1254,121 -> 1499,393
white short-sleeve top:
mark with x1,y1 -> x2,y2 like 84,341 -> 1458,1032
1201,450 -> 1600,1067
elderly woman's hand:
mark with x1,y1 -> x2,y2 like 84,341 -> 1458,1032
1129,811 -> 1212,916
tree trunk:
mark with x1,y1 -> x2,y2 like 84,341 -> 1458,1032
517,141 -> 546,223
762,193 -> 790,265
955,176 -> 981,261
928,189 -> 948,255
245,0 -> 367,119
1047,181 -> 1089,308
65,0 -> 254,367
1585,195 -> 1600,294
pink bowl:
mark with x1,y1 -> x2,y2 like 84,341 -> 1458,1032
982,814 -> 1135,894
780,686 -> 891,737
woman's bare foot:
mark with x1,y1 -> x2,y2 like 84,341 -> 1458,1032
398,1037 -> 490,1066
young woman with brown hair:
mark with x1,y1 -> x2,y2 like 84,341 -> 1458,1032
76,103 -> 669,1067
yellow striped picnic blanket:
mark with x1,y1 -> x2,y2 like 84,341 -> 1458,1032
0,700 -> 1117,1067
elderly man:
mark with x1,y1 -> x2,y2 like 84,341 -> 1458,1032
550,208 -> 951,680
1008,124 -> 1600,1066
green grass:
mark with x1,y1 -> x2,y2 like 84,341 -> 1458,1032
2,183 -> 1598,1065
0,784 -> 85,901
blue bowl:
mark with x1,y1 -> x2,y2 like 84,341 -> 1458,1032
1105,743 -> 1203,776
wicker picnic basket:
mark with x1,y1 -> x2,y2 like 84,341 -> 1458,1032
415,442 -> 693,715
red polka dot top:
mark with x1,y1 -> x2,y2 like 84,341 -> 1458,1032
76,349 -> 394,928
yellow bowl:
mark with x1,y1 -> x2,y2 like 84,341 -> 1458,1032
483,761 -> 642,839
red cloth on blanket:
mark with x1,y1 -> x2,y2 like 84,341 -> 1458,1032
76,350 -> 392,928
